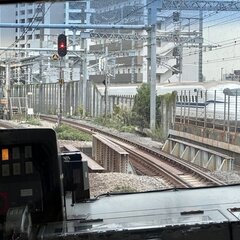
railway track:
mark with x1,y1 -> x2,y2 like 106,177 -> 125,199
41,115 -> 226,188
0,120 -> 17,129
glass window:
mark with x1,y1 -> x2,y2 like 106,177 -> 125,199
69,2 -> 86,9
69,12 -> 81,21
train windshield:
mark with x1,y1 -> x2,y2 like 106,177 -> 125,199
1,0 -> 240,239
0,0 -> 240,219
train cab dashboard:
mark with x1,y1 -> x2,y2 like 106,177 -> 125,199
0,129 -> 63,226
0,128 -> 240,240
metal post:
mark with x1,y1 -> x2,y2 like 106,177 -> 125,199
227,94 -> 230,135
104,46 -> 109,121
149,0 -> 158,131
104,74 -> 108,120
58,58 -> 63,125
183,90 -> 186,124
199,10 -> 203,82
5,62 -> 10,110
235,92 -> 238,133
204,90 -> 207,128
196,91 -> 199,126
180,90 -> 183,124
223,93 -> 227,131
188,90 -> 190,124
131,30 -> 135,83
223,93 -> 226,131
213,90 -> 216,130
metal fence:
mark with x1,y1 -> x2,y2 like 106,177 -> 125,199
10,81 -> 135,118
175,89 -> 240,133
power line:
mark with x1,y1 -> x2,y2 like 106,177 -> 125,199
114,0 -> 157,24
22,2 -> 55,46
0,3 -> 43,57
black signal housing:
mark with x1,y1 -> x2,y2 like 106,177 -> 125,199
58,34 -> 67,57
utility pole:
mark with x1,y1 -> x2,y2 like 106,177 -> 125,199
80,32 -> 90,117
149,0 -> 158,131
57,34 -> 67,125
199,10 -> 203,82
58,59 -> 64,126
104,46 -> 109,120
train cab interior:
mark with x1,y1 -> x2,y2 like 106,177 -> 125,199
0,129 -> 63,234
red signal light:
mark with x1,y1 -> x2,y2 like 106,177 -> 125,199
58,34 -> 67,57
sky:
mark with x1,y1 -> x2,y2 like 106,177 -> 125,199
201,11 -> 240,81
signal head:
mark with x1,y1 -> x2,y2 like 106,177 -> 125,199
58,34 -> 67,57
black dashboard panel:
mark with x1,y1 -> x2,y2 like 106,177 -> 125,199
0,128 -> 63,223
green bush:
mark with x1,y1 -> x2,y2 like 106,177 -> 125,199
54,124 -> 92,141
26,116 -> 42,126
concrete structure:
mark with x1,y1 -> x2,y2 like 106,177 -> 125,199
13,2 -> 64,83
64,1 -> 92,82
162,138 -> 234,171
92,134 -> 129,173
0,5 -> 15,52
89,0 -> 199,84
15,2 -> 64,57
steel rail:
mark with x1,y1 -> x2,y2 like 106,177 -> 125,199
40,115 -> 225,187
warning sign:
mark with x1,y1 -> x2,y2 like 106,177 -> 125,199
52,54 -> 59,61
0,98 -> 7,105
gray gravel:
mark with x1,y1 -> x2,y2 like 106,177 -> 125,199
6,119 -> 240,191
210,171 -> 240,184
89,172 -> 170,198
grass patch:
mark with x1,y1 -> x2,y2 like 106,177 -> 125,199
93,117 -> 135,133
25,116 -> 42,126
54,124 -> 92,141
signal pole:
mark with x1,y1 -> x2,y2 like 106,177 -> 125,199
149,1 -> 158,131
58,59 -> 63,126
57,34 -> 67,125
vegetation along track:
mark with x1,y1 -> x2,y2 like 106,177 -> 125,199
41,115 -> 226,188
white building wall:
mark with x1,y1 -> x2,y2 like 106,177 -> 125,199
0,5 -> 15,58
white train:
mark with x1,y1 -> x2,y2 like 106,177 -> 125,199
157,81 -> 240,121
97,80 -> 240,121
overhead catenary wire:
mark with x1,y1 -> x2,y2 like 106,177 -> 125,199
0,2 -> 55,58
0,2 -> 43,57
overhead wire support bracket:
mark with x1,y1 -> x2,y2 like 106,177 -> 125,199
0,23 -> 149,30
160,0 -> 240,11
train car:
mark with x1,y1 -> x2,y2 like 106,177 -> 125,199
100,80 -> 240,120
156,81 -> 240,120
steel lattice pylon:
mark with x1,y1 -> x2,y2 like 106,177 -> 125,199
161,0 -> 240,11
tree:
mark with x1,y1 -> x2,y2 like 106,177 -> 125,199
132,83 -> 161,129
